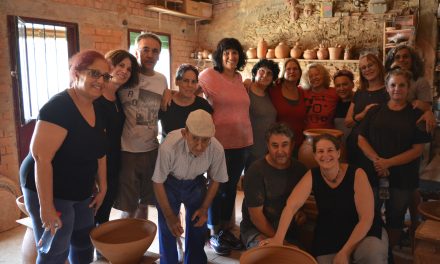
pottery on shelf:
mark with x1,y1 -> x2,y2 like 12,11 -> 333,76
290,42 -> 303,59
303,49 -> 317,60
257,38 -> 268,59
328,47 -> 343,60
266,48 -> 275,59
240,245 -> 317,264
275,42 -> 290,59
298,129 -> 344,169
317,47 -> 329,60
246,47 -> 257,59
90,218 -> 157,264
344,48 -> 351,60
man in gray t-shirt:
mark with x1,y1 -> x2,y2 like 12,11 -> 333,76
114,32 -> 168,219
240,123 -> 307,249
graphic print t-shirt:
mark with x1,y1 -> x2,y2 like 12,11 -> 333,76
119,72 -> 167,152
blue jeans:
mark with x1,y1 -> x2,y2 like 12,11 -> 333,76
23,188 -> 94,264
208,148 -> 246,228
156,175 -> 208,264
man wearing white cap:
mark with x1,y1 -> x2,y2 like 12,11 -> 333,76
152,109 -> 228,264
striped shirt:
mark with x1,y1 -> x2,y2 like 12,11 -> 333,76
152,129 -> 228,183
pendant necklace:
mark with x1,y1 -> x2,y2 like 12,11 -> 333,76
321,165 -> 341,183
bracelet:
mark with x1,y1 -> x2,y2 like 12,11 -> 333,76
352,113 -> 360,124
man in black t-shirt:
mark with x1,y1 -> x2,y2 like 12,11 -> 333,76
240,123 -> 308,248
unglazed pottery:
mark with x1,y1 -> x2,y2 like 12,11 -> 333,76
303,49 -> 317,60
257,38 -> 268,59
266,48 -> 275,59
275,42 -> 290,59
246,48 -> 257,59
317,47 -> 329,60
240,245 -> 317,264
90,218 -> 157,264
290,42 -> 303,59
328,47 -> 343,60
298,129 -> 344,169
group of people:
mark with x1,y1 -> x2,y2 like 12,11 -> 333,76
18,31 -> 434,264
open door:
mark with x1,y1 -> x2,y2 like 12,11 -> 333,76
7,16 -> 79,163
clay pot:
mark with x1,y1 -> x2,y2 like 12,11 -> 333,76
344,49 -> 351,60
257,38 -> 268,59
90,218 -> 157,264
290,42 -> 303,59
328,47 -> 343,60
202,49 -> 210,59
240,245 -> 317,264
303,49 -> 317,60
298,129 -> 344,169
266,48 -> 275,59
246,48 -> 257,59
275,42 -> 290,59
317,47 -> 329,60
16,195 -> 29,216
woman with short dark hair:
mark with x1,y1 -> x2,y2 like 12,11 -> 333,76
243,59 -> 280,169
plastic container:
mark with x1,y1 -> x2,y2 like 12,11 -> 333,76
38,212 -> 61,254
378,177 -> 390,200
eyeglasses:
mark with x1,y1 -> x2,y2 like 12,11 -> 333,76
85,69 -> 112,82
359,63 -> 375,72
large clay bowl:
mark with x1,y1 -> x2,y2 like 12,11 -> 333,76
16,195 -> 29,216
298,129 -> 344,169
90,218 -> 157,264
418,201 -> 440,221
240,245 -> 317,264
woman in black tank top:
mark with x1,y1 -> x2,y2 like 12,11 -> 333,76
263,134 -> 388,264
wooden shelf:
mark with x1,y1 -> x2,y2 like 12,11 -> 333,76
384,28 -> 415,35
146,5 -> 210,21
195,58 -> 359,64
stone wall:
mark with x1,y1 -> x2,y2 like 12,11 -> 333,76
199,0 -> 434,62
0,0 -> 199,184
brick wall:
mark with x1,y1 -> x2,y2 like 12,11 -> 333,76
0,0 -> 199,184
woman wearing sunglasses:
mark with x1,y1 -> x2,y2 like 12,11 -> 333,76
20,50 -> 110,264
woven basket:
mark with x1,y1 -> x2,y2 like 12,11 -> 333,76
0,175 -> 21,232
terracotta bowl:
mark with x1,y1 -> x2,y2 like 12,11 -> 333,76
418,200 -> 440,221
16,195 -> 29,216
240,245 -> 317,264
90,218 -> 157,264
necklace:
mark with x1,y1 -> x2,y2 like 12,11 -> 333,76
321,165 -> 341,183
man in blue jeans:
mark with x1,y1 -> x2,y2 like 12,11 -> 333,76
152,110 -> 228,264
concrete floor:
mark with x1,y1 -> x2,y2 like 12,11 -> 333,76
0,192 -> 246,264
3,163 -> 437,264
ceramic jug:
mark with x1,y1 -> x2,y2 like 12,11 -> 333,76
275,42 -> 290,59
257,38 -> 268,59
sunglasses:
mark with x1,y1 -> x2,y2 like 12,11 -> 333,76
85,68 -> 112,82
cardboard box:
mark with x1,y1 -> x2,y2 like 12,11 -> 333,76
199,2 -> 212,18
183,0 -> 200,16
